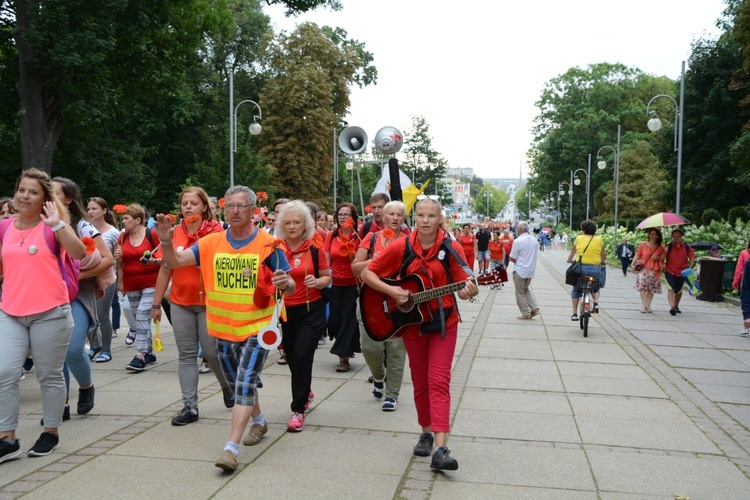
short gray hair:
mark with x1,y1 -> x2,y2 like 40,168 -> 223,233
224,186 -> 256,206
516,221 -> 530,234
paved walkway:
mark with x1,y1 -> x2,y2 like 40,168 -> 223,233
2,249 -> 750,499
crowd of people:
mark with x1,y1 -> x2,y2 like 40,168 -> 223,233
0,179 -> 481,473
3,172 -> 747,475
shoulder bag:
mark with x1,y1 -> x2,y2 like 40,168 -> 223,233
565,236 -> 593,286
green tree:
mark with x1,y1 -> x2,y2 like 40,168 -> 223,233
529,62 -> 674,224
401,116 -> 448,188
258,22 -> 373,207
473,186 -> 507,219
676,29 -> 747,218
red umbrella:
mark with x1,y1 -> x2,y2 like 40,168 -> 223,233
636,212 -> 691,229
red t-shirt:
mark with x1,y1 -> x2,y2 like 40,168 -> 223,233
457,233 -> 475,258
488,240 -> 504,261
324,230 -> 359,287
283,242 -> 329,307
367,231 -> 469,336
665,242 -> 695,276
120,229 -> 160,291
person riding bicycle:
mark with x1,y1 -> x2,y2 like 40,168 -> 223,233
566,219 -> 606,321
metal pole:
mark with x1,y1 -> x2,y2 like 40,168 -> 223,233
676,60 -> 685,215
229,71 -> 234,188
486,191 -> 489,217
586,154 -> 591,220
333,128 -> 337,211
614,124 -> 621,243
569,170 -> 573,228
528,188 -> 531,219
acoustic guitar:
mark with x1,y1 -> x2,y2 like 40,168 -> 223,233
360,274 -> 474,342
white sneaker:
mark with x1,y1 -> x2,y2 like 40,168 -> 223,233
198,362 -> 210,373
741,328 -> 749,336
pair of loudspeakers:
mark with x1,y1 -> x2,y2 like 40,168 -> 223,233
338,126 -> 403,155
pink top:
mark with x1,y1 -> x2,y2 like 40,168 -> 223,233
733,249 -> 749,289
1,222 -> 69,316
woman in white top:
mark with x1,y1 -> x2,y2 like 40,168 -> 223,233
87,197 -> 121,362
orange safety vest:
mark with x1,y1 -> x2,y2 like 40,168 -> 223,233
198,230 -> 278,341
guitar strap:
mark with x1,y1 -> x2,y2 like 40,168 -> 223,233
400,237 -> 471,339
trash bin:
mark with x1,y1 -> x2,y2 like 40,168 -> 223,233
696,257 -> 727,302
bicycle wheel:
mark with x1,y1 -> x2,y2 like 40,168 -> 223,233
582,314 -> 589,337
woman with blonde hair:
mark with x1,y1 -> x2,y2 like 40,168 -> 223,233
0,169 -> 86,461
275,200 -> 331,431
360,198 -> 478,471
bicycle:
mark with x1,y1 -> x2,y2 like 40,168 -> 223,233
576,275 -> 599,338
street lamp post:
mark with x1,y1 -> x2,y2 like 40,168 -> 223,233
646,61 -> 685,215
597,124 -> 621,242
229,72 -> 262,188
485,190 -> 490,218
559,180 -> 573,228
549,191 -> 559,226
573,154 -> 592,220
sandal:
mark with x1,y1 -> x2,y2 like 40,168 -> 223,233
277,354 -> 287,365
336,358 -> 350,372
94,352 -> 112,363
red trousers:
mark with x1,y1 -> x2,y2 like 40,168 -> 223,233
402,324 -> 457,433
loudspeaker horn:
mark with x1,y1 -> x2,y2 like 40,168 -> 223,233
374,126 -> 403,155
338,126 -> 368,155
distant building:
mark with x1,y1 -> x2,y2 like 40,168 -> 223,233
447,167 -> 475,179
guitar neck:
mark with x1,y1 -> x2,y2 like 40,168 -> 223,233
411,278 -> 476,305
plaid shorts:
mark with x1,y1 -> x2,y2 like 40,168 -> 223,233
216,335 -> 269,406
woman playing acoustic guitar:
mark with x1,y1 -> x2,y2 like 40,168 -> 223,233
360,198 -> 478,471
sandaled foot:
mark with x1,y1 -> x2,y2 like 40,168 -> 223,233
336,358 -> 350,372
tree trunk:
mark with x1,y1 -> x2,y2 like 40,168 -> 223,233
14,1 -> 65,175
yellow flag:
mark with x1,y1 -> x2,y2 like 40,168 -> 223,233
403,180 -> 430,214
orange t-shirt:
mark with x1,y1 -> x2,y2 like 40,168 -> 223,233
168,222 -> 224,306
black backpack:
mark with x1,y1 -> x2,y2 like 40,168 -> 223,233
311,246 -> 329,304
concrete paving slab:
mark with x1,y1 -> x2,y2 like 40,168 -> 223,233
652,346 -> 750,371
477,338 -> 554,360
441,440 -> 596,491
689,383 -> 750,405
562,375 -> 666,398
22,455 -> 226,499
453,407 -> 580,443
548,341 -> 635,365
587,449 -> 750,498
431,482 -> 599,499
630,330 -> 711,348
719,403 -> 750,430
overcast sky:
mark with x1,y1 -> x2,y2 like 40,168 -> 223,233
266,0 -> 727,180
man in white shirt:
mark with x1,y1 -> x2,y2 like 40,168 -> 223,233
509,221 -> 540,320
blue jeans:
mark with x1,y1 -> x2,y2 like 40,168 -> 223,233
570,264 -> 602,299
64,299 -> 92,396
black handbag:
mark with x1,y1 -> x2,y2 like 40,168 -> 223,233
565,260 -> 583,286
565,236 -> 593,286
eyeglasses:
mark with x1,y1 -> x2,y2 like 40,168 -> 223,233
338,213 -> 352,218
225,204 -> 253,212
267,218 -> 276,222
